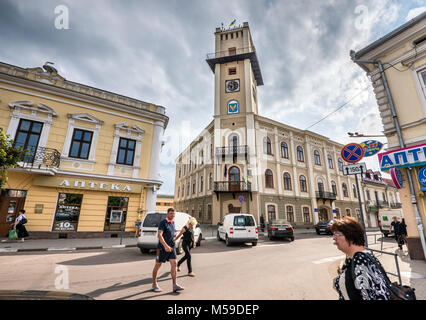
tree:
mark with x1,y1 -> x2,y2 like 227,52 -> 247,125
0,127 -> 27,188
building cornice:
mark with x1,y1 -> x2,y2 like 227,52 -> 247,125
0,64 -> 169,128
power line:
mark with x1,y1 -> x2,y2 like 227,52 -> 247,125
304,86 -> 370,130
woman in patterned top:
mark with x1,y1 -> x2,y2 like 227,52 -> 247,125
332,216 -> 391,300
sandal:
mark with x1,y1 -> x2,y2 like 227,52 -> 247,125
152,286 -> 162,292
188,272 -> 195,277
173,284 -> 184,292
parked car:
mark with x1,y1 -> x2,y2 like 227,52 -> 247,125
217,213 -> 258,247
267,220 -> 294,241
137,211 -> 202,254
314,220 -> 334,235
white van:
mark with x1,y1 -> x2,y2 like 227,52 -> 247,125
217,213 -> 258,246
137,211 -> 202,254
378,209 -> 403,237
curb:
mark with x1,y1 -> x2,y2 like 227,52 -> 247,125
0,244 -> 138,254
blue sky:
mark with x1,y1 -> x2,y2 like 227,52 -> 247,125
0,0 -> 425,194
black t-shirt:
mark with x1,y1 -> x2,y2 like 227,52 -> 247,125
182,225 -> 194,244
391,221 -> 400,235
157,218 -> 175,250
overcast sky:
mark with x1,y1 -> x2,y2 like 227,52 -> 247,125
1,0 -> 425,194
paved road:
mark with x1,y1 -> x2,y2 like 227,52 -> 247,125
0,234 -> 407,300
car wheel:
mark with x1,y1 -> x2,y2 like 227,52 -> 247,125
217,231 -> 221,241
289,237 -> 295,242
196,234 -> 202,247
252,241 -> 257,247
140,248 -> 150,254
225,235 -> 231,247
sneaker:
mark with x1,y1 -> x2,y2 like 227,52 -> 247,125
152,286 -> 162,292
188,272 -> 195,277
173,284 -> 184,292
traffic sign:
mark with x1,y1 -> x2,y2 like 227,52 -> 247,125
341,143 -> 364,163
360,140 -> 383,157
343,163 -> 367,175
418,166 -> 426,192
391,168 -> 403,189
238,196 -> 244,203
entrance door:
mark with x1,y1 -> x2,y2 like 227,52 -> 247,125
267,205 -> 276,222
229,166 -> 240,191
318,208 -> 328,221
0,195 -> 26,236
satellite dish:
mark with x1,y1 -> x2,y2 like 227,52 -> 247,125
43,62 -> 58,74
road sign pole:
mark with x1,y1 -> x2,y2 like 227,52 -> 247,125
355,173 -> 368,247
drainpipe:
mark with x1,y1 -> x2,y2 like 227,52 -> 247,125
351,56 -> 426,259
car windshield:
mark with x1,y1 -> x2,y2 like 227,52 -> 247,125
234,215 -> 255,227
271,220 -> 289,225
143,213 -> 166,227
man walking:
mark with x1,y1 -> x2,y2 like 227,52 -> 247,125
152,208 -> 184,293
390,216 -> 402,250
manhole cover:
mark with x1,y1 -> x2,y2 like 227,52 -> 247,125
400,272 -> 426,279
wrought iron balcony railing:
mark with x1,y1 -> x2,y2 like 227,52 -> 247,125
206,46 -> 255,60
377,200 -> 390,208
316,191 -> 337,200
214,181 -> 252,192
215,145 -> 249,157
390,202 -> 402,209
20,146 -> 61,168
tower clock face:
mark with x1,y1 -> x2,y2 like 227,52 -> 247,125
225,79 -> 240,93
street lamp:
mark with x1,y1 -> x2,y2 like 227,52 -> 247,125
347,132 -> 386,138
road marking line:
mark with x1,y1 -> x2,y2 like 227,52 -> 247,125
312,255 -> 345,264
47,247 -> 76,251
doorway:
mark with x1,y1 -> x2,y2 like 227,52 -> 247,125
318,208 -> 329,221
229,166 -> 240,191
0,190 -> 27,236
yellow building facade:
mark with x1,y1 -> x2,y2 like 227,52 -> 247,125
0,62 -> 168,238
155,194 -> 174,212
352,12 -> 426,259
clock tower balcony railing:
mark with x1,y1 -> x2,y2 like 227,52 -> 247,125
216,145 -> 249,163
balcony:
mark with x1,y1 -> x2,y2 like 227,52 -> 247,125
390,202 -> 402,209
18,147 -> 61,174
316,191 -> 337,204
214,181 -> 252,200
206,47 -> 264,86
377,200 -> 390,208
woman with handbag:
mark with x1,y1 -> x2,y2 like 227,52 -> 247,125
13,209 -> 29,242
175,217 -> 197,277
332,216 -> 391,300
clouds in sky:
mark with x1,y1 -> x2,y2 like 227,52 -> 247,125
0,0 -> 424,194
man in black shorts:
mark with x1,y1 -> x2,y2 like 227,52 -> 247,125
152,208 -> 184,293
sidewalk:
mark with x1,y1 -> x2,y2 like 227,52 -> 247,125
0,237 -> 138,253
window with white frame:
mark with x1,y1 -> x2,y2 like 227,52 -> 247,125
303,207 -> 310,223
418,69 -> 426,98
286,206 -> 294,222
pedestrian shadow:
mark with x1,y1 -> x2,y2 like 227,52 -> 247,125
58,249 -> 153,266
85,271 -> 187,298
117,289 -> 181,300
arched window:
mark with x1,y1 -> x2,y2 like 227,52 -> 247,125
182,184 -> 185,197
331,181 -> 337,195
283,172 -> 292,190
314,150 -> 321,165
353,184 -> 357,198
267,205 -> 276,221
317,178 -> 324,193
303,207 -> 310,223
328,155 -> 333,169
281,142 -> 289,158
300,175 -> 307,192
265,169 -> 274,188
346,208 -> 351,216
178,167 -> 181,178
209,173 -> 213,190
338,158 -> 343,171
187,182 -> 190,196
297,146 -> 304,162
342,183 -> 348,197
264,137 -> 272,155
286,206 -> 294,222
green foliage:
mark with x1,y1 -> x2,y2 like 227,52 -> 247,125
0,127 -> 27,188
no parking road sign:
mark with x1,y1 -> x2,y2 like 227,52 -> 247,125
341,143 -> 364,164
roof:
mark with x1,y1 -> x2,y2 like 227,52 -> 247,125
382,178 -> 397,188
351,11 -> 426,60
